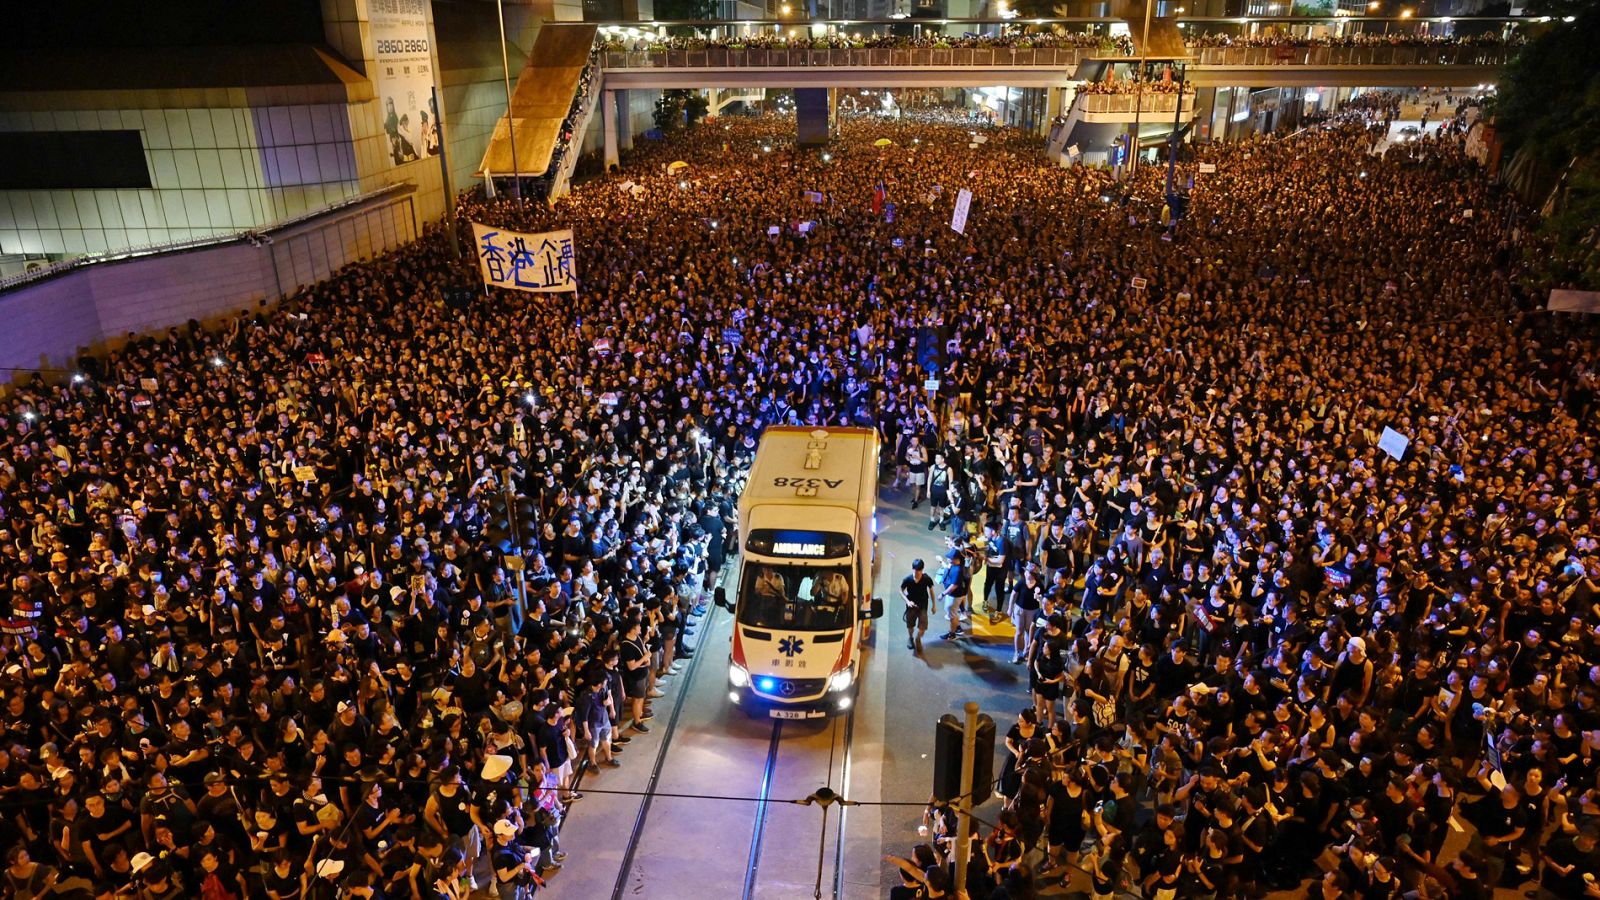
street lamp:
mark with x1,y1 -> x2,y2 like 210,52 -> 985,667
495,0 -> 522,202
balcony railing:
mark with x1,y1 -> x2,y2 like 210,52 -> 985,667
601,42 -> 1512,69
1078,92 -> 1196,114
602,46 -> 1103,68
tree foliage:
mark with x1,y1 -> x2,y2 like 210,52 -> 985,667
1493,5 -> 1600,287
1494,8 -> 1600,169
652,90 -> 710,132
653,0 -> 716,36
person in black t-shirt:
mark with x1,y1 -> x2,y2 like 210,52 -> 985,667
489,819 -> 540,900
1538,825 -> 1600,899
1465,781 -> 1528,887
1008,567 -> 1044,664
618,618 -> 653,735
901,559 -> 934,653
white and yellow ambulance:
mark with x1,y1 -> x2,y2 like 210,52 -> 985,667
718,426 -> 883,718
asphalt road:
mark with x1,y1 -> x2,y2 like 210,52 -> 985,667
548,489 -> 1025,899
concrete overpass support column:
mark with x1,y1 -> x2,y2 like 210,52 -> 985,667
603,90 -> 620,171
617,89 -> 634,151
828,87 -> 839,135
1194,87 -> 1218,143
1042,86 -> 1064,138
795,87 -> 830,146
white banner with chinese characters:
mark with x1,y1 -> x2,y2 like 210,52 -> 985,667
371,0 -> 440,167
471,223 -> 579,293
951,188 -> 972,235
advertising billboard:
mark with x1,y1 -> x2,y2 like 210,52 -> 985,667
371,0 -> 440,167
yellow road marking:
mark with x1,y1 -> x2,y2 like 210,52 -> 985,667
966,565 -> 1015,640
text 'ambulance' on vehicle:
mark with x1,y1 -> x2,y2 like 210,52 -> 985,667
718,426 -> 883,718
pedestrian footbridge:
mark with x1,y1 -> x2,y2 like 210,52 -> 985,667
483,16 -> 1524,197
596,38 -> 1510,91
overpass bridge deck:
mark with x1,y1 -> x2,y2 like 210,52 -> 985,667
597,43 -> 1509,89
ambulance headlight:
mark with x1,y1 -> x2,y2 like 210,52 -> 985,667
729,663 -> 750,688
829,665 -> 854,693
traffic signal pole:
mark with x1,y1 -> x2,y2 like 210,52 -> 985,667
954,700 -> 979,890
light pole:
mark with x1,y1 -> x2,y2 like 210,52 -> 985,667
1164,63 -> 1184,198
495,0 -> 523,202
501,466 -> 528,635
1127,0 -> 1155,177
431,86 -> 461,260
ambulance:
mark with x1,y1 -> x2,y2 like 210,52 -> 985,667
717,426 -> 883,718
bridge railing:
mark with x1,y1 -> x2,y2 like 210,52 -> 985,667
1189,43 -> 1514,66
602,42 -> 1513,70
602,46 -> 1110,68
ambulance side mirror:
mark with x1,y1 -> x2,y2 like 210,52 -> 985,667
714,585 -> 732,612
862,597 -> 884,620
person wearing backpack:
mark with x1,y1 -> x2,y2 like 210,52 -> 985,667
938,547 -> 972,641
2,847 -> 58,900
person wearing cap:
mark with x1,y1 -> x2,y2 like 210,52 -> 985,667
137,853 -> 187,900
937,544 -> 972,641
128,849 -> 157,880
900,558 -> 934,653
475,753 -> 521,832
574,670 -> 621,771
329,699 -> 371,752
490,818 -> 544,899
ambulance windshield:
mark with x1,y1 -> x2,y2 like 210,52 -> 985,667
739,562 -> 855,631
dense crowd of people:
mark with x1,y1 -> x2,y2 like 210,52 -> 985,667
862,110 -> 1598,898
1,82 -> 1597,900
540,51 -> 600,190
1185,29 -> 1524,48
1077,75 -> 1195,97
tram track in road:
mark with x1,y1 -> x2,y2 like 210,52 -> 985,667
597,556 -> 870,900
738,705 -> 863,900
740,721 -> 784,900
606,589 -> 723,900
743,698 -> 862,900
829,706 -> 857,900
